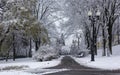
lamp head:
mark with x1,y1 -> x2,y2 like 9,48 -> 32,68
96,10 -> 101,20
96,10 -> 101,16
88,10 -> 92,17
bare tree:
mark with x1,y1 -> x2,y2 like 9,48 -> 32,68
100,0 -> 120,55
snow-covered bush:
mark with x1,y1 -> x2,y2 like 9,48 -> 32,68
33,45 -> 59,61
61,46 -> 70,55
76,50 -> 90,57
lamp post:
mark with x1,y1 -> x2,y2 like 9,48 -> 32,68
88,9 -> 100,61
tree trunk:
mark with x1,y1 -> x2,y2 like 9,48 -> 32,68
35,40 -> 39,51
102,28 -> 106,56
117,24 -> 120,44
5,50 -> 10,62
108,25 -> 112,55
117,30 -> 120,44
86,35 -> 90,49
85,30 -> 90,49
29,38 -> 32,57
118,17 -> 120,44
78,38 -> 80,49
38,38 -> 41,46
13,33 -> 16,61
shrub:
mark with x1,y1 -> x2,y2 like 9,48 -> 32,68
33,45 -> 59,61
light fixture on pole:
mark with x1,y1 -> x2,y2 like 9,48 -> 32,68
88,10 -> 92,20
96,10 -> 101,20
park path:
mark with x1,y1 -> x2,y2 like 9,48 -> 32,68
45,56 -> 120,75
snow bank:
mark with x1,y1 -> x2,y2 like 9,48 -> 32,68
28,69 -> 68,75
0,68 -> 68,75
0,56 -> 63,70
41,69 -> 68,75
0,56 -> 64,75
0,71 -> 37,75
72,45 -> 120,70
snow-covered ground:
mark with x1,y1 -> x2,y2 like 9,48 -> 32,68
72,45 -> 120,70
0,69 -> 68,75
0,71 -> 37,75
0,56 -> 67,75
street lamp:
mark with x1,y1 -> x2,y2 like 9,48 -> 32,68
88,10 -> 101,20
88,9 -> 101,61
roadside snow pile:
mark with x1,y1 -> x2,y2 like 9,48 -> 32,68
0,56 -> 64,75
0,56 -> 63,70
72,45 -> 120,70
0,68 -> 68,75
76,50 -> 90,57
33,45 -> 59,61
27,68 -> 68,75
0,71 -> 37,75
41,69 -> 68,75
